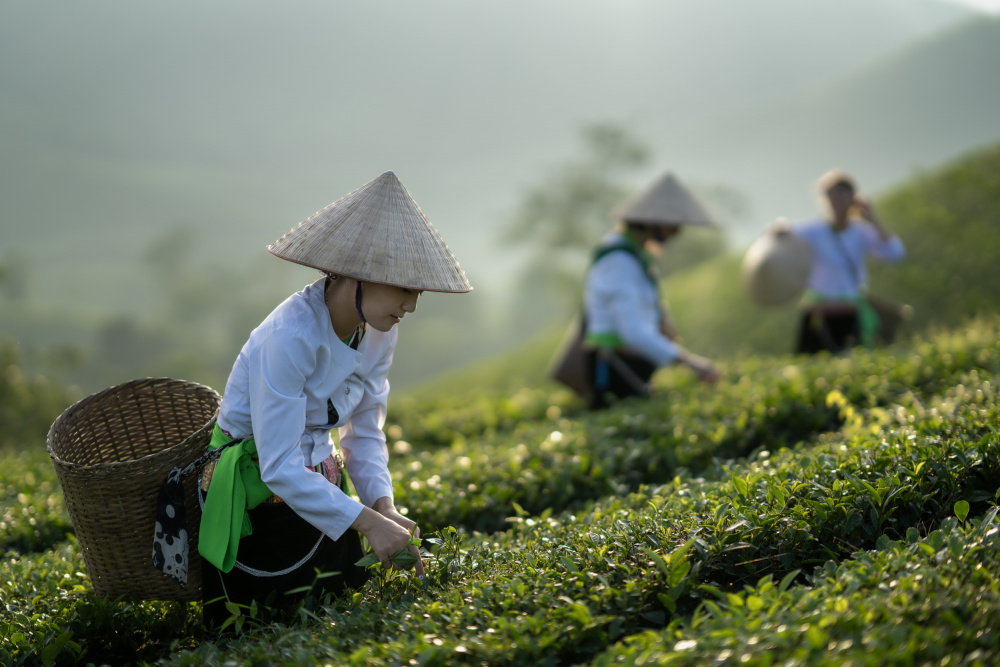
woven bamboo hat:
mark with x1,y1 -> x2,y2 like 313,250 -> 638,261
612,172 -> 717,227
741,222 -> 814,306
268,171 -> 473,293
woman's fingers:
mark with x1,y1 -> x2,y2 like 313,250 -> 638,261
413,543 -> 426,579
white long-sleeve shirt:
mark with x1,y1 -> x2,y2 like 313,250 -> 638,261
792,219 -> 905,300
217,277 -> 396,542
583,232 -> 680,367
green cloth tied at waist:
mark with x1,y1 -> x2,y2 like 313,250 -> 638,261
801,289 -> 881,349
584,331 -> 624,349
197,424 -> 273,573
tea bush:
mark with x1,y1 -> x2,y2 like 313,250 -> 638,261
151,377 -> 999,666
0,446 -> 70,555
1,318 -> 998,666
594,513 -> 1000,666
0,541 -> 197,666
389,317 -> 1000,533
0,339 -> 78,450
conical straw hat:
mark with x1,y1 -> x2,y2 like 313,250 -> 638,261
612,172 -> 717,227
268,171 -> 472,293
741,223 -> 813,306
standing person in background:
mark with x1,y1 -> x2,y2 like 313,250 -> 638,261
790,169 -> 905,354
583,172 -> 720,411
195,171 -> 472,627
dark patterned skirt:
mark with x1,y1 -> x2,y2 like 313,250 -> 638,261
200,477 -> 369,628
584,348 -> 657,410
796,308 -> 860,354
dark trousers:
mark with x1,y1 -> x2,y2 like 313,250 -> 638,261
202,499 -> 369,628
796,310 -> 859,354
585,349 -> 657,410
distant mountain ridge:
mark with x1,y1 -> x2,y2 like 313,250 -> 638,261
0,0 -> 981,308
2,0 -> 998,395
661,16 -> 1000,242
424,136 -> 1000,393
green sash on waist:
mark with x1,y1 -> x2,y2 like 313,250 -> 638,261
584,331 -> 624,349
801,289 -> 881,349
197,424 -> 274,573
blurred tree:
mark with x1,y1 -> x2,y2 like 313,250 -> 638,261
501,122 -> 651,324
142,223 -> 197,280
0,339 -> 76,448
95,316 -> 170,371
502,122 -> 651,253
500,121 -> 748,329
1,251 -> 30,302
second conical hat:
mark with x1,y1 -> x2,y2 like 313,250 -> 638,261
268,171 -> 472,293
612,172 -> 717,227
741,225 -> 813,307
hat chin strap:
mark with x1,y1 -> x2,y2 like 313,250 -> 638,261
354,280 -> 367,323
324,272 -> 367,324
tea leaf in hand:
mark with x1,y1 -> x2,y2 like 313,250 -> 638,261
355,552 -> 381,568
389,549 -> 418,567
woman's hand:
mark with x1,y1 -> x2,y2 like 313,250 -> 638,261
853,195 -> 894,241
679,351 -> 721,384
373,497 -> 425,577
351,503 -> 425,577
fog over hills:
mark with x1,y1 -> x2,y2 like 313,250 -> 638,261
660,15 -> 1000,240
1,0 -> 986,311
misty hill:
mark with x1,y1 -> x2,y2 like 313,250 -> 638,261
0,0 -> 978,312
2,0 -> 998,396
663,15 -> 1000,241
407,136 -> 1000,401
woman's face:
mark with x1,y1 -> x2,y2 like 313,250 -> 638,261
825,184 -> 856,218
651,225 -> 680,244
361,283 -> 422,332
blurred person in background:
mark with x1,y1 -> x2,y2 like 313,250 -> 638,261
582,172 -> 720,410
786,169 -> 906,354
192,172 -> 472,627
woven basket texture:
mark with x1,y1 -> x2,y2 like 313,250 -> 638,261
46,377 -> 221,601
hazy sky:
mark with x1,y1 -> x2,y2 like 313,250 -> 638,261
2,0 -> 997,314
1,0 -> 997,391
950,0 -> 1000,10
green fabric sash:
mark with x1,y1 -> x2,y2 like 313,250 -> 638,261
585,331 -> 624,348
801,289 -> 881,348
197,424 -> 274,573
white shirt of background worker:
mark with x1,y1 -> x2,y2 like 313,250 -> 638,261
791,172 -> 905,301
583,172 -> 720,409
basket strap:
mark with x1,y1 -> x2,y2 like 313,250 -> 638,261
151,439 -> 241,588
181,438 -> 241,477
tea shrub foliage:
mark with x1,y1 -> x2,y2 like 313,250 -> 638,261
1,317 -> 999,666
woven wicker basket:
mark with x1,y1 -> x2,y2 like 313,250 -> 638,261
46,377 -> 221,601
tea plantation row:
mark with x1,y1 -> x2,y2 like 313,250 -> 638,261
156,371 -> 999,666
4,318 -> 997,557
1,318 -> 998,665
388,318 -> 1000,533
5,363 -> 990,665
